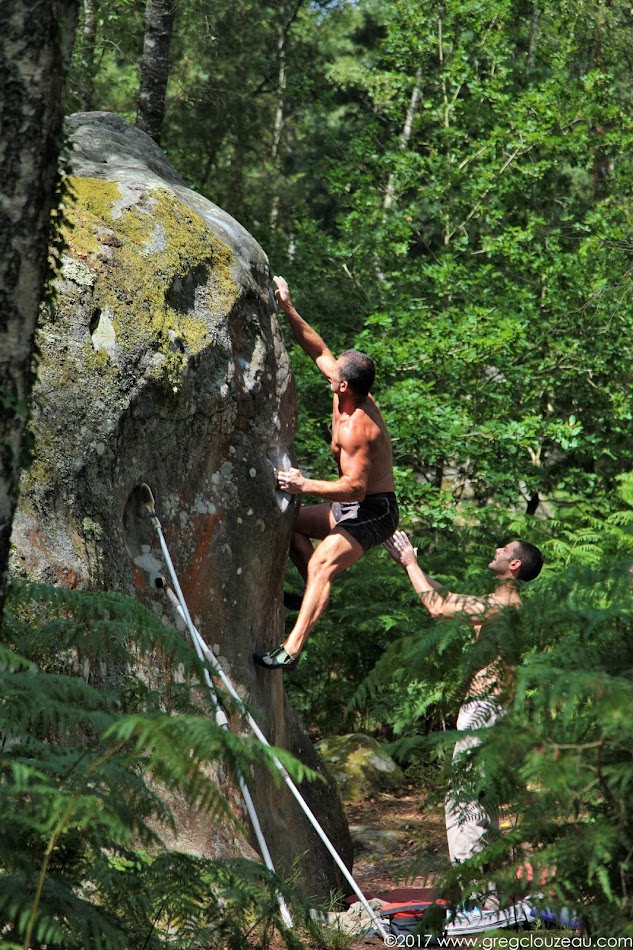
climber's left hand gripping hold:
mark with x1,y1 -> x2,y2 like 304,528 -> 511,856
276,467 -> 305,495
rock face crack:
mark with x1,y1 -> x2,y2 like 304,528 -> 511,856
10,111 -> 352,899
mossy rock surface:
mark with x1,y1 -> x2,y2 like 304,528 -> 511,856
316,733 -> 406,802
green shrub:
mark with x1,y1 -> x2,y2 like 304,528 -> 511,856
0,581 -> 309,948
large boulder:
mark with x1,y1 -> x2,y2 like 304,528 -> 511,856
316,733 -> 406,803
10,111 -> 352,900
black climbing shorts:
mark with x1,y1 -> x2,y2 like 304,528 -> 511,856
331,492 -> 399,552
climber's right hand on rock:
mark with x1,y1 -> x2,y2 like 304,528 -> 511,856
277,467 -> 304,494
273,275 -> 291,310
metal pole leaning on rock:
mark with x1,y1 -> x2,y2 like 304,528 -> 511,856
139,484 -> 389,941
139,485 -> 293,929
156,578 -> 294,930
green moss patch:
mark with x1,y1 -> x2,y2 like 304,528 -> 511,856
316,733 -> 406,803
60,177 -> 238,360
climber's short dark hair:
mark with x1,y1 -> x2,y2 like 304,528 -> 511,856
339,350 -> 375,397
514,540 -> 544,581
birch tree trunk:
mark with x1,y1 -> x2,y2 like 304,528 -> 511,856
375,64 -> 423,279
383,65 -> 423,212
268,0 -> 303,230
0,0 -> 78,625
527,3 -> 540,70
136,0 -> 176,144
77,0 -> 99,109
269,21 -> 287,230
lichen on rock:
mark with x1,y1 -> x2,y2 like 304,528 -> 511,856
60,176 -> 237,365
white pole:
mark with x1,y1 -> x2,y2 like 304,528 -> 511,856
140,484 -> 388,940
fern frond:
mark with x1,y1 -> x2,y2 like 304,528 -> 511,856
0,581 -> 314,948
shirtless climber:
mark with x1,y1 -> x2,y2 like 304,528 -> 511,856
253,275 -> 399,670
384,530 -> 544,931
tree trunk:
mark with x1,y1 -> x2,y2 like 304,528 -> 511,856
0,0 -> 79,626
269,21 -> 287,230
383,65 -> 423,212
78,0 -> 99,109
527,3 -> 540,70
136,0 -> 176,144
375,64 -> 423,279
526,491 -> 540,515
269,1 -> 304,229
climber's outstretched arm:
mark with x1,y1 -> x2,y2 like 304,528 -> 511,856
273,275 -> 338,382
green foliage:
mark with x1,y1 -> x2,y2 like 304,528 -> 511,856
0,581 -> 310,948
308,510 -> 632,933
431,562 -> 633,935
258,0 -> 633,524
57,0 -> 633,934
